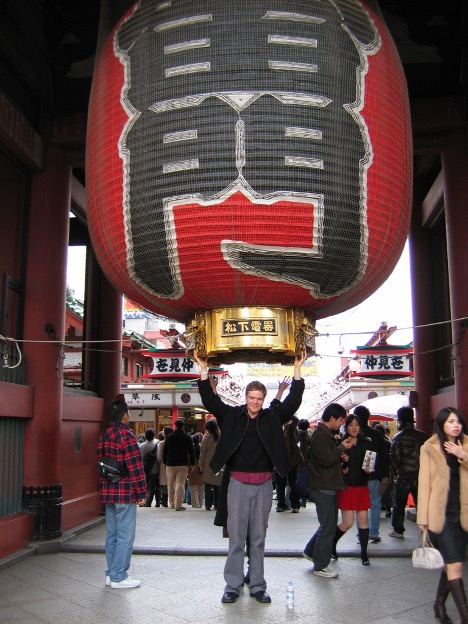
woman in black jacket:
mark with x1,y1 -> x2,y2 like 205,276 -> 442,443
333,414 -> 373,565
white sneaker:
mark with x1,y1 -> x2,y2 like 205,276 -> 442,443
388,529 -> 404,538
110,578 -> 141,589
313,566 -> 339,578
106,575 -> 110,586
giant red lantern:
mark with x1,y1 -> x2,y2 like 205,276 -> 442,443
86,0 -> 412,362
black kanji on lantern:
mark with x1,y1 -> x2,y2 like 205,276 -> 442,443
116,0 -> 378,300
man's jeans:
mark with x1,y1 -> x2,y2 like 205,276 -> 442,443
392,477 -> 418,534
368,479 -> 383,539
304,490 -> 337,570
105,503 -> 137,582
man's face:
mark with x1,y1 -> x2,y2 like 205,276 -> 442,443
246,390 -> 265,418
330,416 -> 344,431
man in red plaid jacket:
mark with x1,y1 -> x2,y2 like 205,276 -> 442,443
97,400 -> 147,589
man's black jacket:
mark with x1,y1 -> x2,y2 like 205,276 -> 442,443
197,377 -> 305,478
162,428 -> 195,467
391,425 -> 428,479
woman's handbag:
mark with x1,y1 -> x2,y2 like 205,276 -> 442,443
412,529 -> 444,570
295,464 -> 309,498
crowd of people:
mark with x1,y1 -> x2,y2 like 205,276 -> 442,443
96,370 -> 468,620
137,417 -> 223,511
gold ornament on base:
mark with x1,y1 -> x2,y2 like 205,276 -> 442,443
181,307 -> 316,365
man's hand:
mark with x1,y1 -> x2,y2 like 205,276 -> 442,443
194,349 -> 209,372
293,350 -> 307,379
275,376 -> 291,401
341,437 -> 354,450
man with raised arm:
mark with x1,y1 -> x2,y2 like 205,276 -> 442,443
193,350 -> 307,605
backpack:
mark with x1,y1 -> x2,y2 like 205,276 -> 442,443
143,443 -> 158,475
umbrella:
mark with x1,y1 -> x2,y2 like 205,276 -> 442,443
357,393 -> 410,418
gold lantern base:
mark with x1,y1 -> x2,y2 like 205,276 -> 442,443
182,307 -> 316,365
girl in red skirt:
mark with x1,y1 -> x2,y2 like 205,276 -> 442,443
333,414 -> 373,565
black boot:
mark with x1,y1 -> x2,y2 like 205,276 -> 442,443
358,527 -> 370,565
448,578 -> 468,624
332,527 -> 346,560
434,571 -> 453,624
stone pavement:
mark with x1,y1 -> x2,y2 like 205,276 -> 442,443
0,502 -> 464,623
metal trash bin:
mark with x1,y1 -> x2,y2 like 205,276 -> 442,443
22,484 -> 63,540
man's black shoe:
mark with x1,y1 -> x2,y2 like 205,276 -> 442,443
250,591 -> 271,603
221,592 -> 238,603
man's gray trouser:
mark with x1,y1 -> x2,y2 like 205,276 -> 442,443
224,477 -> 272,595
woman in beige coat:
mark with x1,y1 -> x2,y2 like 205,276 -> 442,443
417,407 -> 468,624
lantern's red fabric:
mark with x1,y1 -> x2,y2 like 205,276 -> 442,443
87,1 -> 411,322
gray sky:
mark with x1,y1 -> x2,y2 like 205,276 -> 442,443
314,241 -> 412,377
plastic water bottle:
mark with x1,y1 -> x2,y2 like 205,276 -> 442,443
286,580 -> 294,609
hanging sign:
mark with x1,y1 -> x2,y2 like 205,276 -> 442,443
124,388 -> 202,407
141,351 -> 197,379
350,347 -> 413,378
